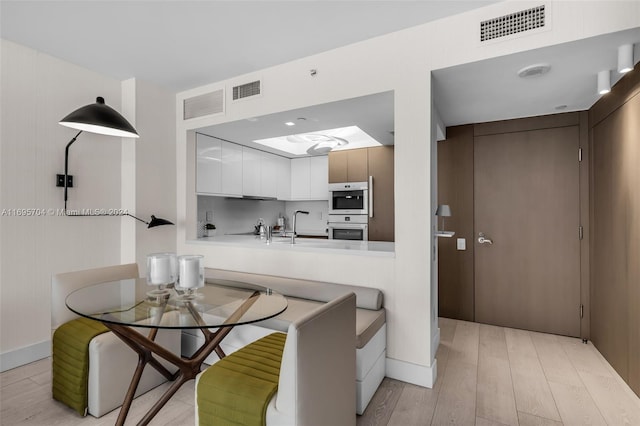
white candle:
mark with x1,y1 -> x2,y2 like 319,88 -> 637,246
147,253 -> 176,285
178,255 -> 203,289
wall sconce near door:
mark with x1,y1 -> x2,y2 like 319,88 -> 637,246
597,70 -> 611,95
57,97 -> 173,228
618,44 -> 634,74
435,204 -> 455,237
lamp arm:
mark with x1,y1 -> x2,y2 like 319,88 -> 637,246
124,213 -> 150,225
63,130 -> 83,212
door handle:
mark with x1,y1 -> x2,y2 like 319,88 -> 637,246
478,233 -> 493,245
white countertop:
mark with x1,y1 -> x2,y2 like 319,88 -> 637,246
190,234 -> 395,257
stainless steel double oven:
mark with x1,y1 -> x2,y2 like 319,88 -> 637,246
328,182 -> 368,241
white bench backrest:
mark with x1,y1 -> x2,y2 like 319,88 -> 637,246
276,292 -> 356,426
51,263 -> 139,330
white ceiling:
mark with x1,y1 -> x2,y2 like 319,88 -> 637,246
0,0 -> 498,92
433,28 -> 640,126
197,91 -> 394,158
2,1 -> 638,136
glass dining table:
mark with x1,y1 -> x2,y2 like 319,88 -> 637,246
65,277 -> 288,426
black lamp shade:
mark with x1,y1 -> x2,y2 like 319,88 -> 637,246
148,215 -> 174,228
59,97 -> 139,138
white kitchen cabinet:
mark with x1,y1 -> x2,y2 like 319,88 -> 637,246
276,155 -> 291,200
196,133 -> 243,197
261,152 -> 278,198
196,133 -> 222,194
243,148 -> 279,198
220,141 -> 243,196
290,156 -> 328,200
290,158 -> 310,200
242,147 -> 261,197
309,156 -> 328,200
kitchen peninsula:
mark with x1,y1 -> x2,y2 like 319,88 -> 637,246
192,234 -> 394,257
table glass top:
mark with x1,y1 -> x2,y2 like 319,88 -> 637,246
65,277 -> 288,329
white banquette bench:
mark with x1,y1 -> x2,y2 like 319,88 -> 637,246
182,268 -> 386,415
51,263 -> 181,417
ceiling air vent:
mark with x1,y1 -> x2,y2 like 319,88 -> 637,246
183,89 -> 224,120
232,80 -> 261,100
480,5 -> 545,42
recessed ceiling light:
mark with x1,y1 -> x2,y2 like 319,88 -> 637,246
517,63 -> 551,78
246,117 -> 258,122
284,122 -> 295,126
554,105 -> 568,110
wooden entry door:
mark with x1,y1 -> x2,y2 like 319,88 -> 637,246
474,126 -> 581,337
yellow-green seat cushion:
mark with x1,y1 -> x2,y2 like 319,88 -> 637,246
197,332 -> 286,426
52,317 -> 109,416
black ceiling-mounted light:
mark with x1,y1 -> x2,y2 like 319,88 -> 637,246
57,97 -> 173,228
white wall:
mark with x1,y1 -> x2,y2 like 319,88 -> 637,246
0,44 -> 177,371
129,79 -> 177,276
0,40 -> 124,370
175,1 -> 639,387
196,197 -> 327,237
197,196 -> 286,236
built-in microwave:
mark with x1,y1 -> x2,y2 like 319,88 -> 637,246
328,215 -> 368,241
328,182 -> 368,215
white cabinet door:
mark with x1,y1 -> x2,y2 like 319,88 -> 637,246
276,155 -> 291,200
196,133 -> 222,194
221,141 -> 243,197
261,152 -> 278,198
309,156 -> 328,200
290,158 -> 310,200
290,156 -> 328,200
242,147 -> 261,197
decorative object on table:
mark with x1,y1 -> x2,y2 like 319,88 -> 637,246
435,204 -> 455,237
57,96 -> 173,228
175,255 -> 204,301
146,253 -> 177,297
204,223 -> 217,237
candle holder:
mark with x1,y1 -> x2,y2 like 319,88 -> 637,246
175,255 -> 204,302
146,253 -> 177,298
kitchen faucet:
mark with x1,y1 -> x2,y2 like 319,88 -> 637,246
291,210 -> 309,244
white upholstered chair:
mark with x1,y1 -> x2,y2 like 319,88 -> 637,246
196,292 -> 357,426
51,263 -> 181,417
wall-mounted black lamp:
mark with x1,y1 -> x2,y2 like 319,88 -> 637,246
57,97 -> 173,228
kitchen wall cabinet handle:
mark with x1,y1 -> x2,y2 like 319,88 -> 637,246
369,176 -> 374,218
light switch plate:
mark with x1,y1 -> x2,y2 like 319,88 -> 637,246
457,238 -> 466,250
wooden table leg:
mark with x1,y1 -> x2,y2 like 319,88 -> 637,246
102,291 -> 261,425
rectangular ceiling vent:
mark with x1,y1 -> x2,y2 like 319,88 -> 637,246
232,80 -> 261,101
183,89 -> 224,120
480,5 -> 545,42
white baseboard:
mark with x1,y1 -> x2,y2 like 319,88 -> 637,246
0,340 -> 51,372
386,357 -> 437,388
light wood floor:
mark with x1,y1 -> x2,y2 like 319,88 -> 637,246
2,318 -> 639,425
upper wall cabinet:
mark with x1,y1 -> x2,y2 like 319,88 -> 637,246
242,147 -> 261,197
242,148 -> 280,199
197,133 -> 327,200
328,148 -> 368,183
275,155 -> 291,201
196,133 -> 242,197
290,156 -> 328,200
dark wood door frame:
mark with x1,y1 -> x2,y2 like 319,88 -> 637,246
438,112 -> 590,339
